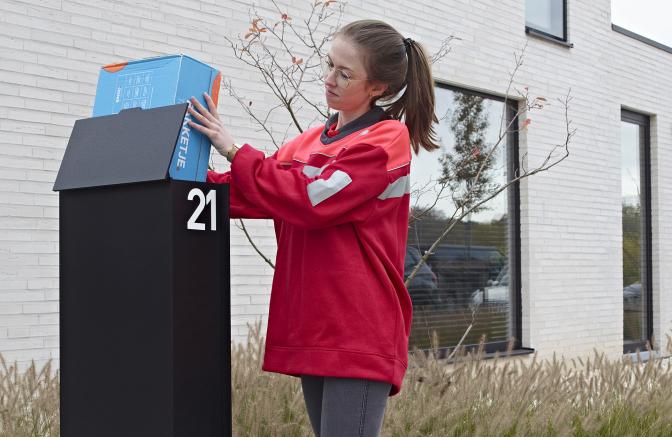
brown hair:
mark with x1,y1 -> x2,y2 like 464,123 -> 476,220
334,20 -> 439,154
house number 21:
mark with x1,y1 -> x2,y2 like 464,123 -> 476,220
187,188 -> 216,231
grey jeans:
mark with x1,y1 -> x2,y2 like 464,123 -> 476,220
300,374 -> 392,437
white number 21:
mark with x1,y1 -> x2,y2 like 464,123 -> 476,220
187,188 -> 217,231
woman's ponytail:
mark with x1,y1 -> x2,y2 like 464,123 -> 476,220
386,39 -> 439,154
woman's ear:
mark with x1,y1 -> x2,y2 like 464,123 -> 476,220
369,82 -> 388,100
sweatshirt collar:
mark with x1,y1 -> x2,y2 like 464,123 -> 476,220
320,106 -> 389,145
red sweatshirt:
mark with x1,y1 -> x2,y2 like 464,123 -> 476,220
207,107 -> 413,396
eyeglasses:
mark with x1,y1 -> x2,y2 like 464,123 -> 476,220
320,57 -> 368,88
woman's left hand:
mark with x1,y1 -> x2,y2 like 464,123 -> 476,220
187,93 -> 236,156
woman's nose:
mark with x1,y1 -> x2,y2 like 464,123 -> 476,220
324,69 -> 338,86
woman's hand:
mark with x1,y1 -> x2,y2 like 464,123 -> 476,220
187,93 -> 236,157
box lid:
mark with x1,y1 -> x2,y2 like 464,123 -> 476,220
53,103 -> 189,191
100,53 -> 216,72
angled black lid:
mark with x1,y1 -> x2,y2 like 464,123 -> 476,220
53,103 -> 188,191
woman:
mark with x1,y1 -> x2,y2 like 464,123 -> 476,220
188,19 -> 438,437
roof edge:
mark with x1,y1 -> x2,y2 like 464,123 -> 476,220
611,23 -> 672,55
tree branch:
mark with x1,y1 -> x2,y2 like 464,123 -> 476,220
405,87 -> 575,288
236,219 -> 276,269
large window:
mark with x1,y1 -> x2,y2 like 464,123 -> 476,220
405,85 -> 520,356
525,0 -> 567,41
621,110 -> 652,354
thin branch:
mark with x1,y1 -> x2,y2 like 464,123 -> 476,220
236,219 -> 276,269
222,2 -> 346,268
263,2 -> 335,119
226,35 -> 293,118
224,79 -> 283,149
405,88 -> 575,288
498,41 -> 528,140
254,19 -> 328,120
430,35 -> 460,65
446,316 -> 475,362
409,179 -> 450,224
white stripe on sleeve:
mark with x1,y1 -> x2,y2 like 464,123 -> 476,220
306,170 -> 352,206
377,175 -> 410,200
302,164 -> 329,178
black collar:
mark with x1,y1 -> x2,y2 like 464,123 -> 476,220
320,106 -> 390,144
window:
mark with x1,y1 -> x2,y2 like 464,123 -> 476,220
621,110 -> 652,354
406,84 -> 521,356
525,0 -> 567,41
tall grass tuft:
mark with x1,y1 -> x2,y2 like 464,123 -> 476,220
0,356 -> 59,437
232,323 -> 672,436
1,328 -> 672,436
385,333 -> 672,436
232,321 -> 311,437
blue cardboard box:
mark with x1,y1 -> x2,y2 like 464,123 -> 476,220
92,54 -> 221,182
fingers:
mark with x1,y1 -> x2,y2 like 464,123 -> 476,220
203,92 -> 220,118
186,94 -> 226,148
187,119 -> 216,138
187,105 -> 210,126
189,96 -> 218,124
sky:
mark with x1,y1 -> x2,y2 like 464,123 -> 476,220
611,0 -> 672,47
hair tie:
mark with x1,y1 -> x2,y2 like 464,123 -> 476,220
403,37 -> 414,48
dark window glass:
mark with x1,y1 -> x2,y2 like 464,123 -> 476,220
621,111 -> 651,352
406,85 -> 518,355
525,0 -> 566,40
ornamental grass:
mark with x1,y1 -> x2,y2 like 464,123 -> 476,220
233,322 -> 672,436
2,324 -> 672,436
0,355 -> 59,437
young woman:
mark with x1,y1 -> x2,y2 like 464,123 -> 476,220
188,19 -> 438,437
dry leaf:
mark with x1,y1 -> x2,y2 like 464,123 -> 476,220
249,18 -> 267,33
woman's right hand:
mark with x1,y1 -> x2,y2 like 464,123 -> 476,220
187,93 -> 236,156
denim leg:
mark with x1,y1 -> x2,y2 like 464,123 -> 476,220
300,374 -> 325,436
320,376 -> 391,437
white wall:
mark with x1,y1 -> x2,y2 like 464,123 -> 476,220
0,0 -> 670,370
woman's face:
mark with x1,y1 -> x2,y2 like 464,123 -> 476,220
323,36 -> 386,113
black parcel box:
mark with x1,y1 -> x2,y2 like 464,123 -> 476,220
54,103 -> 232,437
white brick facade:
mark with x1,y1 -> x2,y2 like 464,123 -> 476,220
0,0 -> 670,370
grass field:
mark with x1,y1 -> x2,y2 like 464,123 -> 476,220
2,323 -> 672,436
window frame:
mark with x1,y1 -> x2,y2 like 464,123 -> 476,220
620,109 -> 653,354
414,82 -> 528,358
524,0 -> 569,43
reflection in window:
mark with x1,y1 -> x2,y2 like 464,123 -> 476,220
621,112 -> 651,352
525,0 -> 566,40
405,86 -> 517,354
